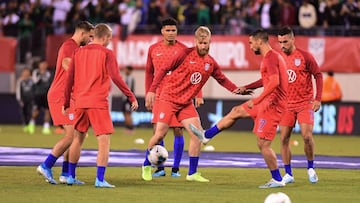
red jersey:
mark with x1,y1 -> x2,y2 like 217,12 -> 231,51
149,47 -> 237,106
64,44 -> 136,109
145,40 -> 187,94
47,38 -> 78,102
281,48 -> 323,109
259,50 -> 288,109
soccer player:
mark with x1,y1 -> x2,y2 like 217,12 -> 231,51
189,29 -> 288,188
63,23 -> 138,188
145,17 -> 204,177
37,21 -> 94,184
142,26 -> 238,182
28,59 -> 52,135
277,26 -> 322,184
16,67 -> 34,133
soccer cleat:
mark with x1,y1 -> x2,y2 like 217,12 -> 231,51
171,171 -> 181,177
67,176 -> 85,185
308,168 -> 319,183
36,164 -> 57,184
94,178 -> 115,188
59,172 -> 68,184
153,169 -> 166,177
258,179 -> 285,189
142,165 -> 152,181
189,124 -> 209,145
42,127 -> 51,135
28,123 -> 35,134
186,172 -> 210,182
282,173 -> 295,184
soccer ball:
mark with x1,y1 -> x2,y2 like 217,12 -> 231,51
264,192 -> 291,203
147,145 -> 168,166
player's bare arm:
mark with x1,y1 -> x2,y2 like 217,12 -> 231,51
194,97 -> 204,108
145,92 -> 156,111
131,100 -> 139,111
313,100 -> 321,112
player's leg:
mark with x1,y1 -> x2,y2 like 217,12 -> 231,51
152,123 -> 166,177
42,108 -> 51,134
300,123 -> 318,183
256,106 -> 285,188
142,121 -> 170,181
58,124 -> 75,183
257,137 -> 284,188
279,110 -> 296,184
28,101 -> 40,134
182,116 -> 209,182
66,108 -> 89,185
171,127 -> 184,177
123,101 -> 134,134
298,105 -> 318,183
189,103 -> 251,144
88,108 -> 115,187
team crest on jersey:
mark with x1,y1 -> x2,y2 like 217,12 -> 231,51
294,58 -> 301,67
204,63 -> 210,71
190,72 -> 202,84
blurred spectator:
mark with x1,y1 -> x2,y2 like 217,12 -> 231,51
323,0 -> 344,28
298,0 -> 317,29
182,0 -> 197,25
340,0 -> 359,29
278,0 -> 297,26
166,0 -> 182,23
2,1 -> 20,37
52,0 -> 72,35
146,0 -> 163,30
28,59 -> 52,134
119,0 -> 137,41
197,0 -> 210,25
210,0 -> 224,25
321,71 -> 343,102
18,12 -> 35,63
16,67 -> 34,133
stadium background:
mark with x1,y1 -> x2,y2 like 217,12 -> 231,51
0,0 -> 359,135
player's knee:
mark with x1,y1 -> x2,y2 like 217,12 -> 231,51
173,127 -> 183,136
229,105 -> 245,118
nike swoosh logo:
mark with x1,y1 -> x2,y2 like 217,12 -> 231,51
190,61 -> 196,64
156,53 -> 162,56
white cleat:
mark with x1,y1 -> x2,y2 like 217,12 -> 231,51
189,124 -> 209,145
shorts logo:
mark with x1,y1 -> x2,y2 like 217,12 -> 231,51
287,69 -> 296,83
190,72 -> 202,84
294,58 -> 301,67
159,112 -> 165,119
69,113 -> 74,121
257,118 -> 266,133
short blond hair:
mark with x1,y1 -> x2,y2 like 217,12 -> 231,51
94,23 -> 112,38
195,26 -> 211,40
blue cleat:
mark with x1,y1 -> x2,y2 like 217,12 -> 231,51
189,124 -> 209,144
36,164 -> 57,184
171,171 -> 181,177
94,178 -> 115,188
258,179 -> 285,189
66,175 -> 85,185
152,169 -> 166,177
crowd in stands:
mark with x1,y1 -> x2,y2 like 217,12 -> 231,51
1,0 -> 360,62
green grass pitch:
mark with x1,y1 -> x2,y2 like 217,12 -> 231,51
0,125 -> 360,203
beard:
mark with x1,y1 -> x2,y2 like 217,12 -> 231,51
197,47 -> 209,56
254,48 -> 261,55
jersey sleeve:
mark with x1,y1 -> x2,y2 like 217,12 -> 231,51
145,45 -> 154,94
148,48 -> 190,93
106,52 -> 136,103
304,51 -> 323,101
63,52 -> 75,108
